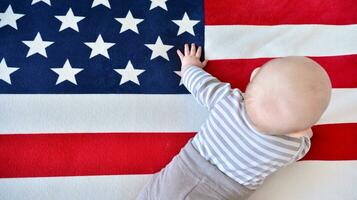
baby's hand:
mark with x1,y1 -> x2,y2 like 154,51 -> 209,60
177,43 -> 208,74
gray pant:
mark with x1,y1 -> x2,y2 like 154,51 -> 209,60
136,139 -> 254,200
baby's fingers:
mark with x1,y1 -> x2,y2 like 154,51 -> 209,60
195,46 -> 202,58
184,43 -> 189,56
176,49 -> 184,60
202,60 -> 208,67
190,43 -> 196,56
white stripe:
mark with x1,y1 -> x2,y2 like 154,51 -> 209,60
0,94 -> 208,133
205,25 -> 357,59
250,161 -> 357,200
0,174 -> 150,200
0,161 -> 356,200
319,88 -> 357,124
0,88 -> 356,133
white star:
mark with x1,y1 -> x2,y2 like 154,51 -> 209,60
84,35 -> 115,59
55,8 -> 85,32
174,70 -> 183,86
172,12 -> 200,36
145,36 -> 174,61
0,58 -> 19,85
0,5 -> 25,30
91,0 -> 111,9
22,33 -> 54,58
149,0 -> 168,11
114,60 -> 145,85
115,10 -> 144,34
31,0 -> 51,6
51,59 -> 83,85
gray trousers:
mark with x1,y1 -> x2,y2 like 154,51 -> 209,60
136,139 -> 254,200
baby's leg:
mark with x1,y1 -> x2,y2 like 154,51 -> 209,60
135,140 -> 254,200
135,153 -> 200,200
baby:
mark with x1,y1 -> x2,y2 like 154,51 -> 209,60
136,44 -> 332,200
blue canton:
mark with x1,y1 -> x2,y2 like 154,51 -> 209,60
0,0 -> 204,93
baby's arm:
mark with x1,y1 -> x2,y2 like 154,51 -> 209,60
177,43 -> 234,110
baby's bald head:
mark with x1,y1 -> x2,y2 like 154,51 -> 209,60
244,57 -> 332,135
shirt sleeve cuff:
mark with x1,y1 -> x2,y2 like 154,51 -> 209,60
182,65 -> 202,87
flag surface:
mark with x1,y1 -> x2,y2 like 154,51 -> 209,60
0,0 -> 357,199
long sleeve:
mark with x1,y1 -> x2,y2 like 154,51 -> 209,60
296,136 -> 312,160
182,65 -> 236,110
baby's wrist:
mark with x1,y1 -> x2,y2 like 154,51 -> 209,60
181,65 -> 196,75
181,65 -> 195,71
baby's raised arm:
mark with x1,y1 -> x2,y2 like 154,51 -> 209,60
177,44 -> 236,110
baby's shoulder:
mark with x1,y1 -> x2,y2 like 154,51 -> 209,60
212,88 -> 245,113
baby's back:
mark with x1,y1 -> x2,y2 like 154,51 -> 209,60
191,86 -> 311,190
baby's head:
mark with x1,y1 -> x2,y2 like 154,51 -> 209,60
244,57 -> 332,136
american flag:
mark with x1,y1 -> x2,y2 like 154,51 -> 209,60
0,0 -> 356,199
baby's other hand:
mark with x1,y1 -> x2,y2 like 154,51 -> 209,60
306,128 -> 313,138
177,43 -> 208,74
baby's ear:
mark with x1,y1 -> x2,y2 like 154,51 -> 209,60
250,67 -> 261,81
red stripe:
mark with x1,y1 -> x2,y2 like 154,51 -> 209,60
205,55 -> 357,90
303,123 -> 357,160
205,0 -> 357,25
0,133 -> 194,178
0,123 -> 356,178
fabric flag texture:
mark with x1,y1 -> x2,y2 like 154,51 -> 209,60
0,0 -> 357,199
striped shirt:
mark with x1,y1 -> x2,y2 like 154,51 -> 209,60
182,66 -> 311,189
